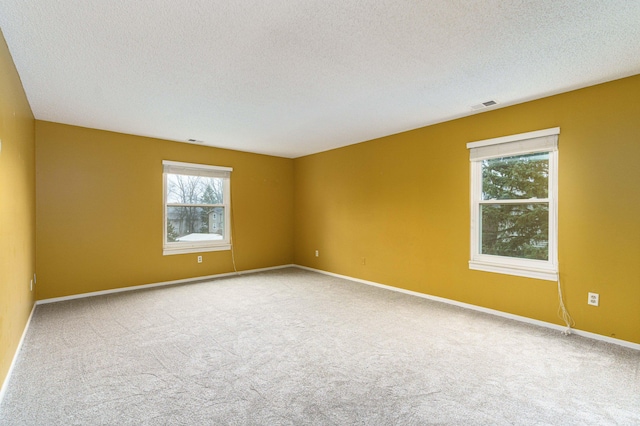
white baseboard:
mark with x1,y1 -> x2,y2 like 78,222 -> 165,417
37,264 -> 296,305
0,302 -> 37,406
294,265 -> 640,351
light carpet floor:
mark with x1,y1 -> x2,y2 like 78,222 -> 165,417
1,268 -> 639,425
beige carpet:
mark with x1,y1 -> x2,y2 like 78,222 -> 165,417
1,268 -> 639,425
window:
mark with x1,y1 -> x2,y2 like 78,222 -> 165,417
467,128 -> 559,281
163,160 -> 232,255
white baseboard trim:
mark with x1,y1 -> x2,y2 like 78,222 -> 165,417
37,264 -> 296,305
0,302 -> 37,406
294,265 -> 640,351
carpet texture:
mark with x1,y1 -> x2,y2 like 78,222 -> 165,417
1,268 -> 638,425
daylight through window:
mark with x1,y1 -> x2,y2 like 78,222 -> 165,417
163,161 -> 232,255
467,128 -> 559,281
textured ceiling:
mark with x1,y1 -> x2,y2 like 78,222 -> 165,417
1,1 -> 639,158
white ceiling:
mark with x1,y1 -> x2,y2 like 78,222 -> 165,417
1,1 -> 639,158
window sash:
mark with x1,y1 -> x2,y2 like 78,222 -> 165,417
479,199 -> 550,205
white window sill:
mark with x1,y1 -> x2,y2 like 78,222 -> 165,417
163,244 -> 231,256
469,260 -> 558,281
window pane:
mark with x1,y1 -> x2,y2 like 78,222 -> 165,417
166,206 -> 225,242
482,153 -> 549,200
480,203 -> 548,260
166,174 -> 224,205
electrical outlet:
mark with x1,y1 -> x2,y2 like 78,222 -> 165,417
588,292 -> 599,306
30,279 -> 33,291
197,255 -> 202,263
315,250 -> 319,257
361,257 -> 366,265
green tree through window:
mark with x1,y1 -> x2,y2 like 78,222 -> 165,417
480,153 -> 549,260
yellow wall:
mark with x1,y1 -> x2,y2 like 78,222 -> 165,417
294,74 -> 640,344
0,30 -> 36,391
36,122 -> 294,299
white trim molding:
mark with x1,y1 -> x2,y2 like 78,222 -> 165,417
37,264 -> 295,305
468,259 -> 558,281
294,265 -> 640,351
0,303 -> 37,406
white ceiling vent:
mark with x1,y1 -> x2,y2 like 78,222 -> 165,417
471,100 -> 499,110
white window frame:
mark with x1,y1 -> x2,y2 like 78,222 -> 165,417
163,160 -> 232,255
467,128 -> 559,281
